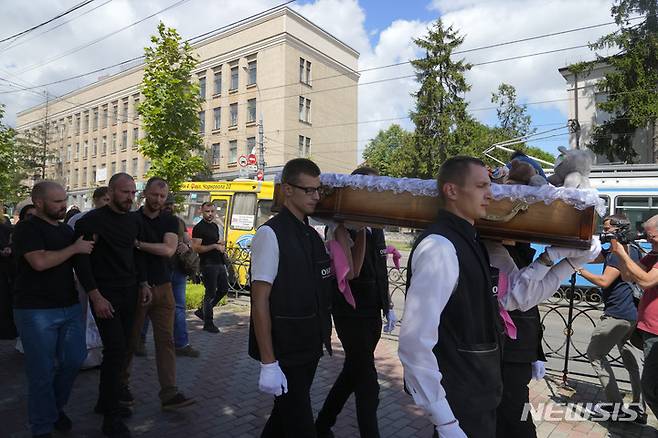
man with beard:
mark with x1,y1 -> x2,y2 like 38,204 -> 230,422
75,173 -> 151,438
12,181 -> 93,438
122,177 -> 194,410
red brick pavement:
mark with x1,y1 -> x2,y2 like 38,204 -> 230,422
1,301 -> 658,437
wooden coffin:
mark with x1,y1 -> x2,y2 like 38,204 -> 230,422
272,183 -> 597,249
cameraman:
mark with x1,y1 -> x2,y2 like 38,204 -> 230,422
577,214 -> 645,422
610,214 -> 658,419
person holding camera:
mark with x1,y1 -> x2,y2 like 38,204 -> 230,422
577,214 -> 646,422
609,214 -> 658,418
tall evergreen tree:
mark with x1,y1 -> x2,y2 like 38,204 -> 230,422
409,20 -> 471,178
588,0 -> 658,162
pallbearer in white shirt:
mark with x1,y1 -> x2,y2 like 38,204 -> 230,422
398,156 -> 600,438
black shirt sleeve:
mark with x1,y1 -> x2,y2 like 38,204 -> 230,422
163,215 -> 179,236
13,221 -> 45,256
73,214 -> 98,292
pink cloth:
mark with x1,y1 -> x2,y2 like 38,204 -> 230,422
386,245 -> 401,269
326,240 -> 356,308
497,271 -> 517,340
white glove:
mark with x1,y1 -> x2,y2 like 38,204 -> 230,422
567,236 -> 602,269
383,309 -> 397,333
547,236 -> 601,264
435,420 -> 468,438
258,361 -> 288,396
531,360 -> 546,380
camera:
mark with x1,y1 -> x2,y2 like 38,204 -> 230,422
600,226 -> 646,245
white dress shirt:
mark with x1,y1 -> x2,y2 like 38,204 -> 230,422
398,236 -> 576,434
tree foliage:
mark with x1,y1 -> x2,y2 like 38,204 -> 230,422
491,83 -> 535,138
408,19 -> 472,178
138,22 -> 207,193
587,0 -> 658,162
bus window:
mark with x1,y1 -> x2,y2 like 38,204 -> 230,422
230,193 -> 257,230
181,192 -> 210,228
256,200 -> 274,228
214,199 -> 229,232
595,195 -> 610,234
615,196 -> 658,232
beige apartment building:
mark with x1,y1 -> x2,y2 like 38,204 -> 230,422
15,6 -> 359,208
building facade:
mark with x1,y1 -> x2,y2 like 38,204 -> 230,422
559,63 -> 656,164
15,6 -> 359,208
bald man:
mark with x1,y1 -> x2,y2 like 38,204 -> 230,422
75,173 -> 150,438
13,181 -> 93,438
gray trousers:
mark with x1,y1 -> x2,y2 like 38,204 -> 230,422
587,315 -> 644,410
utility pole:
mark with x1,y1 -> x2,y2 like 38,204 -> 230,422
41,90 -> 49,179
573,73 -> 580,150
258,112 -> 265,176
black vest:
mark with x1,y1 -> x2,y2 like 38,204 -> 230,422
502,244 -> 546,363
407,211 -> 503,418
332,228 -> 390,317
248,207 -> 333,366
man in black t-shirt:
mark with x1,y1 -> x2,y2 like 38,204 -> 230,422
74,173 -> 151,438
13,181 -> 93,438
0,220 -> 15,339
122,177 -> 194,411
191,202 -> 228,333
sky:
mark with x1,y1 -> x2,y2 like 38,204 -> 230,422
0,0 -> 621,159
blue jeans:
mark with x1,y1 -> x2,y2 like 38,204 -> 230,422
140,270 -> 189,348
171,269 -> 189,348
14,304 -> 87,435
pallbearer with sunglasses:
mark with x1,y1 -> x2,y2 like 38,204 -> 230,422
248,158 -> 334,437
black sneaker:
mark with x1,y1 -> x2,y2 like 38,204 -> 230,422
628,404 -> 648,424
53,411 -> 72,432
175,345 -> 200,357
161,392 -> 195,411
94,403 -> 133,418
194,308 -> 204,321
102,416 -> 131,438
202,323 -> 219,333
119,386 -> 134,407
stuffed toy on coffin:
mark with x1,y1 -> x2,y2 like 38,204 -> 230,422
273,174 -> 606,249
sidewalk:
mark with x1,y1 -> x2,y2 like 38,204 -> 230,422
1,301 -> 657,437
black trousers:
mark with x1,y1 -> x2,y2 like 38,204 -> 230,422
432,409 -> 497,438
262,359 -> 320,438
496,361 -> 535,438
200,264 -> 228,323
0,267 -> 17,339
91,285 -> 137,417
316,315 -> 382,437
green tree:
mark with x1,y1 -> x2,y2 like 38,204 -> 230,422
491,83 -> 535,137
362,124 -> 411,176
587,0 -> 658,162
0,105 -> 21,206
408,19 -> 472,178
138,22 -> 207,192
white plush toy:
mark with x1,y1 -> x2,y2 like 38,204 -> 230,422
547,146 -> 594,189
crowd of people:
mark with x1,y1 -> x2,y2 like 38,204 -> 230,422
1,156 -> 658,438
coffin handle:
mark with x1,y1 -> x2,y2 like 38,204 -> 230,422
483,201 -> 529,223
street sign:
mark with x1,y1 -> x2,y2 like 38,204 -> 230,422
247,164 -> 258,172
238,155 -> 248,167
247,153 -> 257,165
256,170 -> 264,181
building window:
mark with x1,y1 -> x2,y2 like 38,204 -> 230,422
132,128 -> 139,148
66,144 -> 71,161
120,160 -> 127,173
102,105 -> 108,128
73,168 -> 78,187
300,58 -> 312,84
199,111 -> 205,134
121,131 -> 127,151
93,108 -> 98,130
75,142 -> 80,159
112,102 -> 118,125
247,99 -> 257,124
298,136 -> 311,157
75,115 -> 80,134
247,136 -> 256,154
92,165 -> 97,183
101,136 -> 107,155
230,66 -> 238,91
229,140 -> 237,163
84,112 -> 89,133
213,107 -> 221,131
92,138 -> 97,156
133,95 -> 140,119
122,98 -> 129,122
111,133 -> 116,153
213,70 -> 221,96
110,161 -> 116,175
299,97 -> 311,123
211,143 -> 220,165
247,60 -> 257,86
132,158 -> 138,177
144,159 -> 151,175
229,103 -> 238,127
82,167 -> 87,187
198,76 -> 206,100
83,140 -> 88,158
